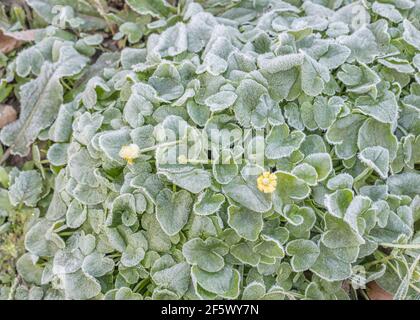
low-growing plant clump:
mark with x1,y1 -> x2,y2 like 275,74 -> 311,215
0,0 -> 420,300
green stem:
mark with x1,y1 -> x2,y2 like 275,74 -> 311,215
140,140 -> 181,153
133,278 -> 150,293
364,254 -> 394,269
354,168 -> 372,183
380,243 -> 420,249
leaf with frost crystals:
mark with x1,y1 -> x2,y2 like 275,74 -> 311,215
151,255 -> 190,297
257,53 -> 304,73
372,2 -> 402,23
357,118 -> 398,161
355,91 -> 398,124
234,78 -> 268,127
318,43 -> 351,70
26,0 -> 107,31
205,91 -> 238,112
25,219 -> 63,257
160,168 -> 211,194
126,0 -> 174,18
155,23 -> 188,57
265,124 -> 305,159
156,188 -> 193,236
222,175 -> 272,213
359,146 -> 390,179
273,171 -> 310,209
82,252 -> 115,278
182,237 -> 229,272
9,170 -> 43,207
326,114 -> 367,160
109,194 -> 137,228
403,19 -> 420,50
300,53 -> 330,96
191,265 -> 240,299
0,45 -> 88,156
310,242 -> 355,282
16,253 -> 43,285
387,172 -> 420,198
286,239 -> 320,272
337,63 -> 380,97
339,20 -> 390,64
193,190 -> 225,216
227,205 -> 263,241
61,270 -> 101,300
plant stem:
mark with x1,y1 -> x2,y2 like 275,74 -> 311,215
380,243 -> 420,249
140,140 -> 181,153
133,277 -> 150,293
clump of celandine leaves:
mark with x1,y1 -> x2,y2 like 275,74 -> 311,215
0,0 -> 420,300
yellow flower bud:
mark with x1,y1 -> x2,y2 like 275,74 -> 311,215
119,144 -> 140,165
257,171 -> 277,193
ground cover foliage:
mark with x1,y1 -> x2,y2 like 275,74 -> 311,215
0,0 -> 420,300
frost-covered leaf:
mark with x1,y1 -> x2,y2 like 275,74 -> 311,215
228,205 -> 263,241
359,146 -> 389,179
0,46 -> 88,156
222,176 -> 272,213
61,270 -> 101,300
357,118 -> 398,161
326,114 -> 366,159
156,189 -> 192,236
265,124 -> 305,159
9,170 -> 42,207
403,19 -> 420,50
286,240 -> 320,272
193,190 -> 225,216
183,237 -> 229,272
191,265 -> 240,299
126,0 -> 174,18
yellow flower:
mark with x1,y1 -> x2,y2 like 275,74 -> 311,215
257,171 -> 277,193
177,155 -> 188,164
119,144 -> 140,165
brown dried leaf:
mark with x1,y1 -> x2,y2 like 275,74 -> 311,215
4,29 -> 38,42
0,29 -> 38,54
0,31 -> 21,54
367,281 -> 393,300
0,104 -> 17,128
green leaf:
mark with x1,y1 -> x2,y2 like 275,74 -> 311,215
403,19 -> 420,50
182,237 -> 229,272
372,2 -> 403,23
205,91 -> 238,112
156,189 -> 193,236
191,265 -> 240,299
357,118 -> 398,161
222,176 -> 272,213
151,255 -> 190,297
265,124 -> 305,159
273,171 -> 310,209
301,53 -> 330,96
355,91 -> 398,125
61,270 -> 101,300
286,240 -> 320,272
326,114 -> 366,159
109,194 -> 137,228
228,205 -> 263,241
359,146 -> 389,179
193,190 -> 225,216
0,46 -> 88,156
9,170 -> 43,207
126,0 -> 174,18
387,172 -> 420,198
303,153 -> 333,182
310,242 -> 354,282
